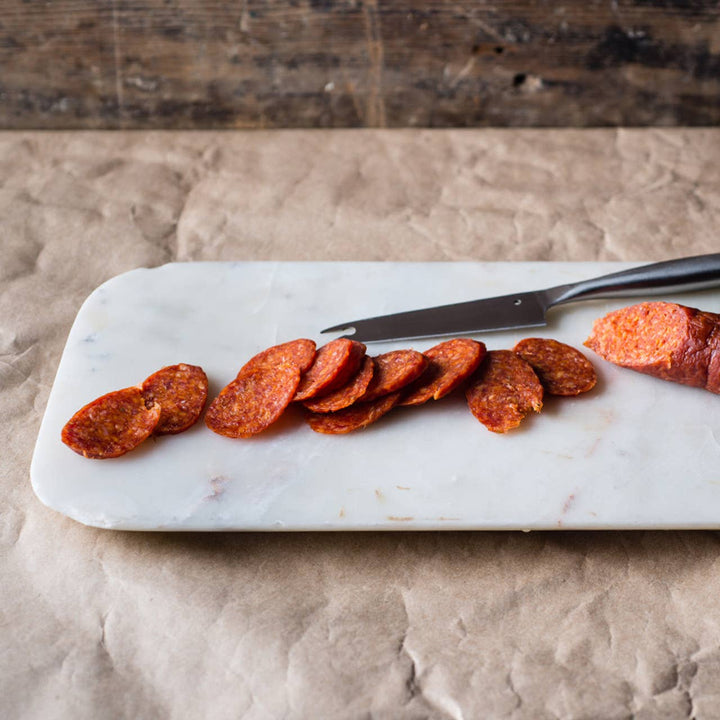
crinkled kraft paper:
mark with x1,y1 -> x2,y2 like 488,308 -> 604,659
3,129 -> 720,719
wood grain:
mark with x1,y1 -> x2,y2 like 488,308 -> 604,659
1,1 -> 719,128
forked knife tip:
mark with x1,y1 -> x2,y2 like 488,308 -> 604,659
320,323 -> 357,337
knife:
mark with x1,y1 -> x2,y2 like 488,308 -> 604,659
321,253 -> 720,343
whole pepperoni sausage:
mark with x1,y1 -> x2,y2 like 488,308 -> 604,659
305,392 -> 401,434
513,338 -> 596,396
141,363 -> 209,434
584,301 -> 720,393
401,338 -> 486,406
360,350 -> 427,402
302,355 -> 375,413
294,339 -> 366,401
205,362 -> 300,438
61,387 -> 161,459
465,350 -> 543,433
706,324 -> 720,394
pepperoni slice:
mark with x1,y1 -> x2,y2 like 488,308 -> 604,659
61,387 -> 161,459
401,338 -> 486,406
465,350 -> 543,433
245,339 -> 316,374
141,363 -> 209,434
302,355 -> 375,413
205,363 -> 300,438
305,392 -> 401,434
205,339 -> 315,439
513,338 -> 596,396
294,339 -> 366,401
360,350 -> 427,402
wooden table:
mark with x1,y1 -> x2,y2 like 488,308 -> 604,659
2,1 -> 719,129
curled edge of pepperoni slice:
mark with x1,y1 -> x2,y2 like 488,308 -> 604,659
401,338 -> 486,406
205,362 -> 301,439
141,363 -> 209,434
302,355 -> 375,413
465,350 -> 543,433
305,391 -> 401,435
61,386 -> 161,459
360,350 -> 428,402
294,339 -> 366,401
513,338 -> 596,396
244,339 -> 317,375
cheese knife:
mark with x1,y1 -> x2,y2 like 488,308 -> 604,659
321,253 -> 720,342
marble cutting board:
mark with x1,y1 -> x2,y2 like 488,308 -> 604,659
30,261 -> 720,531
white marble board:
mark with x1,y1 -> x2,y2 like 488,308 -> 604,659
30,262 -> 720,531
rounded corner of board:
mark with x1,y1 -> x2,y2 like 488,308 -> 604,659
78,266 -> 154,305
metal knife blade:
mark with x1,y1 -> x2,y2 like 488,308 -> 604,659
321,254 -> 720,343
322,290 -> 552,343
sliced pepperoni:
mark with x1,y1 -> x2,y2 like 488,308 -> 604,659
245,339 -> 317,374
360,350 -> 428,402
294,339 -> 366,401
305,392 -> 401,434
302,355 -> 375,413
205,339 -> 315,439
141,363 -> 209,434
513,338 -> 596,396
61,387 -> 161,459
465,350 -> 543,433
205,363 -> 301,438
401,338 -> 486,406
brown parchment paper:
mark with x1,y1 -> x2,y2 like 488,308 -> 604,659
3,129 -> 720,720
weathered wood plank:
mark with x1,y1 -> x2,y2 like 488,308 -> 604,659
0,1 -> 718,128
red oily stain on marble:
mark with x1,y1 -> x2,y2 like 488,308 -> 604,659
557,493 -> 577,527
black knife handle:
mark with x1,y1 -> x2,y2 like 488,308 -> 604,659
547,253 -> 720,307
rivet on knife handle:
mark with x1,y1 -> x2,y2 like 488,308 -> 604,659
321,253 -> 720,343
